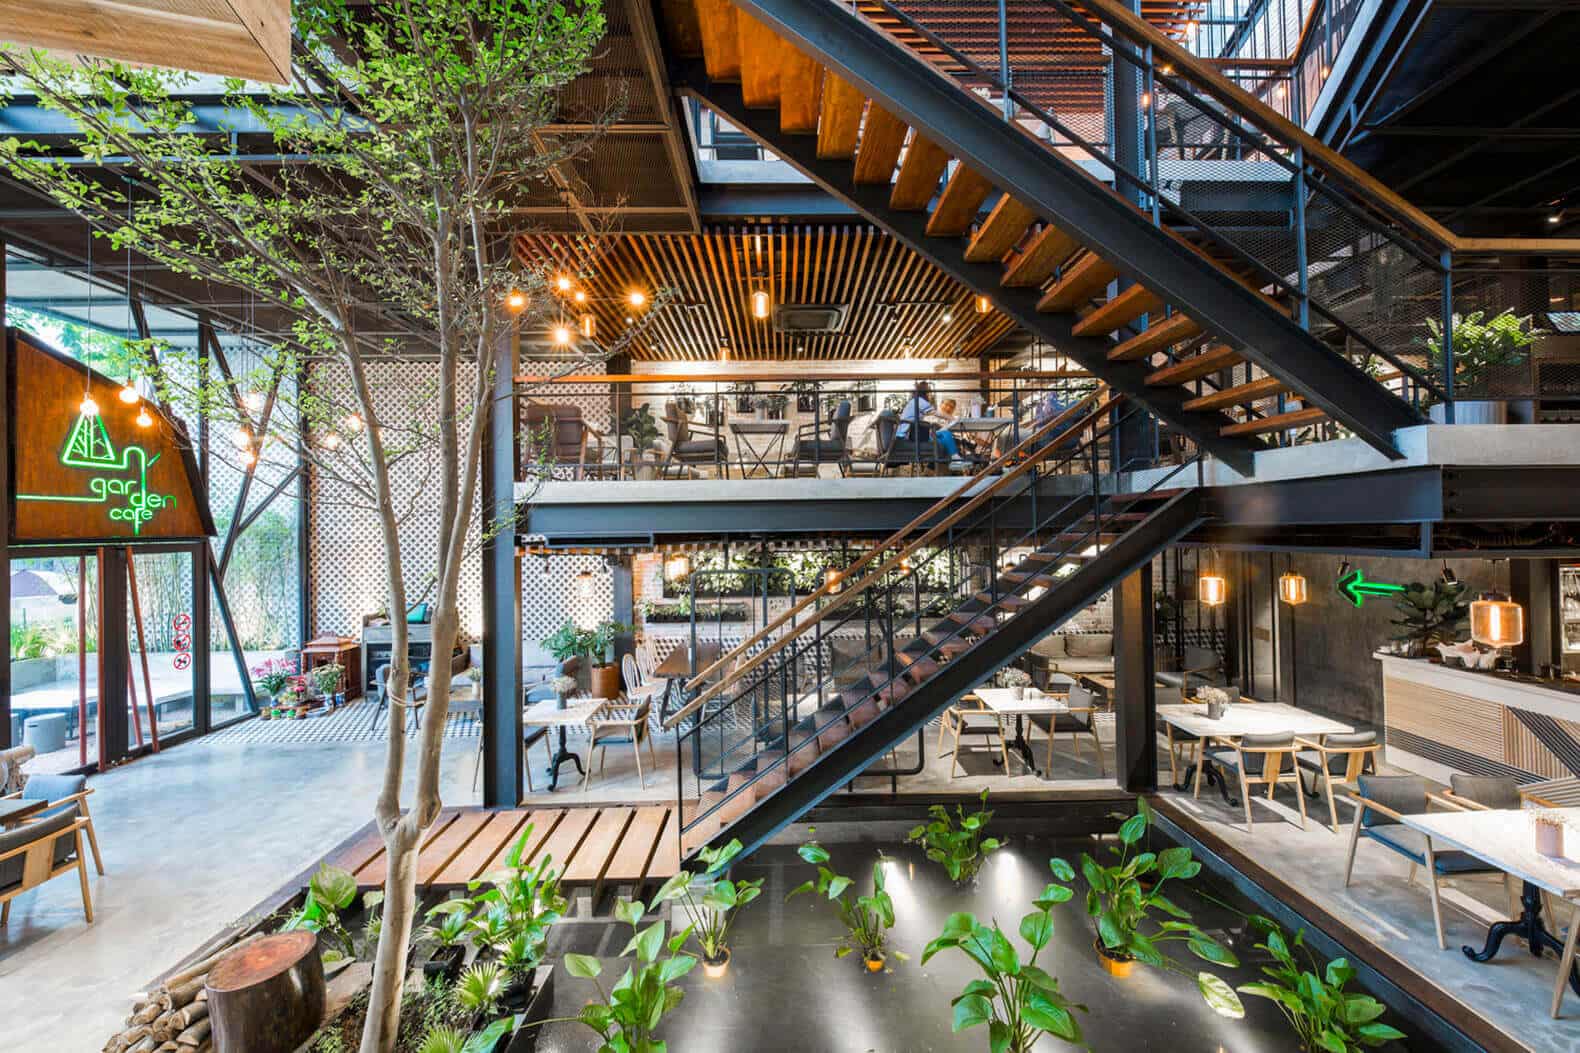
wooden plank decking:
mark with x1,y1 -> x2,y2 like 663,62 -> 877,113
319,805 -> 683,893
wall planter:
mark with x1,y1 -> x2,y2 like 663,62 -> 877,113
500,965 -> 555,1052
423,943 -> 465,982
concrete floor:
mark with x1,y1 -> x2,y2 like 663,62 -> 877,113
1161,779 -> 1580,1052
0,733 -> 482,1053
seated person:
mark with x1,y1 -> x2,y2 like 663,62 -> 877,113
897,381 -> 962,463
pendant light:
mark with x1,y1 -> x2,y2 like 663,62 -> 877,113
664,553 -> 691,583
118,381 -> 140,405
1470,592 -> 1524,648
504,289 -> 528,315
575,569 -> 596,601
750,288 -> 771,320
824,568 -> 843,594
1198,550 -> 1227,607
1278,571 -> 1309,606
135,407 -> 154,429
975,294 -> 991,315
79,393 -> 100,417
551,322 -> 572,346
580,314 -> 596,339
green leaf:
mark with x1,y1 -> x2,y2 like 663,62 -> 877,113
633,922 -> 665,964
987,1019 -> 1012,1053
1155,845 -> 1195,880
1048,856 -> 1076,882
615,898 -> 645,928
797,842 -> 830,865
1356,1022 -> 1407,1043
1034,882 -> 1074,910
1325,957 -> 1357,989
952,994 -> 993,1032
941,912 -> 977,938
1188,935 -> 1239,968
1018,910 -> 1053,952
1097,913 -> 1127,950
785,880 -> 815,901
1118,812 -> 1148,845
1197,972 -> 1245,1019
310,864 -> 357,911
1022,988 -> 1080,1040
650,872 -> 691,905
1342,995 -> 1387,1026
825,875 -> 853,901
563,953 -> 602,979
987,926 -> 1020,975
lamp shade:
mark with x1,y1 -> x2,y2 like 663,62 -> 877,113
1278,572 -> 1309,606
824,568 -> 843,594
1199,574 -> 1227,607
751,289 -> 771,320
663,553 -> 691,582
1470,593 -> 1523,647
575,569 -> 595,600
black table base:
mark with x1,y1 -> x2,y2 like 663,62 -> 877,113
1465,881 -> 1580,996
544,725 -> 584,791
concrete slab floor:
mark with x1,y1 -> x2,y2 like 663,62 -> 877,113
1161,786 -> 1580,1053
0,734 -> 482,1053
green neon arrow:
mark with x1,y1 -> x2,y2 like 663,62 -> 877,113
1336,568 -> 1406,608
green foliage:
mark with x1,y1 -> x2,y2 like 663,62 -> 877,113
623,405 -> 661,453
10,621 -> 65,660
451,961 -> 507,1017
542,622 -> 595,663
418,900 -> 473,951
651,838 -> 763,961
921,859 -> 1085,1053
464,824 -> 567,977
906,789 -> 1003,885
283,864 -> 359,961
786,841 -> 907,965
1390,580 -> 1469,653
549,896 -> 697,1053
1423,309 -> 1539,390
311,663 -> 346,696
1238,917 -> 1406,1052
586,620 -> 630,664
1074,798 -> 1244,1017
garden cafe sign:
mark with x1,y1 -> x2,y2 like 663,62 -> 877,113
7,330 -> 210,544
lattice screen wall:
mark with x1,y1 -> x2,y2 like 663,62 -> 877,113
520,552 -> 615,664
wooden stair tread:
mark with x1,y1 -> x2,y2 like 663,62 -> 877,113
780,50 -> 823,133
737,12 -> 781,108
1002,225 -> 1078,287
964,195 -> 1037,263
1219,406 -> 1327,437
695,0 -> 741,81
853,106 -> 907,184
890,135 -> 950,211
1072,284 -> 1165,337
1183,375 -> 1288,411
817,74 -> 864,160
1038,254 -> 1118,313
1145,345 -> 1243,386
1108,313 -> 1203,362
926,165 -> 993,236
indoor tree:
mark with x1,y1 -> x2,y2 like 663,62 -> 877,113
0,2 -> 653,1049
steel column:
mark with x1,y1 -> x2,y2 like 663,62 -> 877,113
482,324 -> 524,807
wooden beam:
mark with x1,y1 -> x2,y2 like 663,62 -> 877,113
889,135 -> 949,211
0,0 -> 290,83
516,368 -> 1090,384
852,105 -> 907,184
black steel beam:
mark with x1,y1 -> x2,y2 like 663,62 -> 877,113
482,325 -> 524,808
705,491 -> 1205,860
1112,563 -> 1156,793
694,0 -> 1419,457
1206,465 -> 1445,526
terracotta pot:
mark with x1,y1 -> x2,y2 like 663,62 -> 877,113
702,947 -> 731,979
863,954 -> 885,973
589,662 -> 621,701
1094,939 -> 1134,978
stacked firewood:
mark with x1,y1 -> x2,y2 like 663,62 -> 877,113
103,933 -> 261,1053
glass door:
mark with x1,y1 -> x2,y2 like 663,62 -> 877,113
9,553 -> 98,773
126,550 -> 197,743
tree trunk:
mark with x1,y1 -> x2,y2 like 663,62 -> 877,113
206,931 -> 324,1053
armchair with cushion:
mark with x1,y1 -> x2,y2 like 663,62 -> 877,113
1154,645 -> 1225,693
661,401 -> 729,479
585,698 -> 656,790
1201,732 -> 1307,833
0,806 -> 94,926
874,410 -> 942,475
1027,683 -> 1104,775
524,402 -> 605,480
790,399 -> 853,476
1294,730 -> 1379,832
940,694 -> 1009,776
1344,774 -> 1497,949
4,773 -> 103,875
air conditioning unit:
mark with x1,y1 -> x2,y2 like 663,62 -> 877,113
772,304 -> 849,333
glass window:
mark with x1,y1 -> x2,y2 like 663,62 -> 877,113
9,554 -> 98,773
126,551 -> 197,740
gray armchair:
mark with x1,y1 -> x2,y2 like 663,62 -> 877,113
4,773 -> 103,875
1154,645 -> 1225,693
0,806 -> 94,926
791,399 -> 853,476
661,401 -> 729,479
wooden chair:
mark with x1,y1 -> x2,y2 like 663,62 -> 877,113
4,773 -> 104,875
939,694 -> 1009,777
585,699 -> 656,790
1028,683 -> 1104,775
524,402 -> 605,480
1343,774 -> 1498,950
1294,730 -> 1380,832
1201,732 -> 1308,833
622,653 -> 668,708
0,808 -> 94,927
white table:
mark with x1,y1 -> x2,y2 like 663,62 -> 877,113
974,686 -> 1069,775
1400,807 -> 1580,1015
1157,702 -> 1353,798
523,697 -> 607,791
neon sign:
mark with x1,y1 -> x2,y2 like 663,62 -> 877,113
16,409 -> 177,535
1335,568 -> 1406,609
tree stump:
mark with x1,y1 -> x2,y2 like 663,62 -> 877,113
204,931 -> 325,1053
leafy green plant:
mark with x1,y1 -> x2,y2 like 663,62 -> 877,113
1073,798 -> 1244,1017
467,825 -> 567,976
586,620 -> 630,665
10,622 -> 63,660
921,860 -> 1085,1052
452,961 -> 507,1018
1390,580 -> 1469,655
1239,917 -> 1405,1052
310,662 -> 345,697
1423,309 -> 1538,391
906,789 -> 1003,885
549,896 -> 698,1053
623,404 -> 661,453
282,864 -> 358,961
542,622 -> 595,663
419,899 -> 473,951
786,841 -> 907,967
416,1018 -> 514,1053
652,838 -> 763,964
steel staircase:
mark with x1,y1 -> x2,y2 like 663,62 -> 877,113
657,0 -> 1451,471
663,394 -> 1206,859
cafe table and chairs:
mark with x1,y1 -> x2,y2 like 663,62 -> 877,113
974,675 -> 1077,777
1157,700 -> 1353,801
522,696 -> 607,792
729,418 -> 790,478
1396,803 -> 1580,1016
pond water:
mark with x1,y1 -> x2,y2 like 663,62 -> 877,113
530,828 -> 1431,1052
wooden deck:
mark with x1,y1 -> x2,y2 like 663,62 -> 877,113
320,805 -> 683,893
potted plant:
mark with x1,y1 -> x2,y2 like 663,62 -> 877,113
466,824 -> 566,1014
1238,917 -> 1404,1051
906,789 -> 1003,885
622,404 -> 661,480
1069,797 -> 1243,1018
786,840 -> 908,971
418,898 -> 473,982
463,664 -> 483,700
998,667 -> 1032,701
282,863 -> 359,963
585,620 -> 628,700
542,622 -> 592,689
671,382 -> 696,416
729,381 -> 756,415
1390,580 -> 1469,658
1423,309 -> 1539,424
550,674 -> 577,702
542,896 -> 696,1049
921,860 -> 1089,1051
755,392 -> 789,421
652,838 -> 763,978
252,656 -> 296,713
311,662 -> 345,707
789,379 -> 819,414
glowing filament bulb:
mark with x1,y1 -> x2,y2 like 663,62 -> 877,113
238,448 -> 256,466
628,290 -> 647,308
79,395 -> 99,417
552,324 -> 573,346
321,431 -> 341,449
118,383 -> 140,404
555,274 -> 573,293
135,408 -> 154,428
573,289 -> 587,304
504,289 -> 528,314
751,289 -> 771,319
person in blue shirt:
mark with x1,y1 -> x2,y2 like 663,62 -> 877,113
896,381 -> 960,461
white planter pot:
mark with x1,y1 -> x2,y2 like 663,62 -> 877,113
1430,401 -> 1507,424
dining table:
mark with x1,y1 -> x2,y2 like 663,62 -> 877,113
1399,806 -> 1580,1015
1157,701 -> 1354,800
729,419 -> 790,478
523,696 -> 607,792
975,676 -> 1074,776
656,639 -> 726,725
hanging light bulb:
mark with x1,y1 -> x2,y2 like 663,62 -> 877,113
1278,572 -> 1308,606
572,289 -> 587,304
504,289 -> 529,315
940,311 -> 953,324
555,274 -> 573,293
1199,552 -> 1227,607
321,431 -> 342,450
664,553 -> 691,582
579,314 -> 596,340
343,413 -> 364,433
551,323 -> 573,346
975,295 -> 991,314
118,382 -> 140,405
628,290 -> 647,308
718,340 -> 730,362
575,569 -> 596,600
825,568 -> 843,594
1470,592 -> 1524,648
135,407 -> 154,429
232,426 -> 252,450
79,394 -> 100,417
751,288 -> 771,320
241,390 -> 267,414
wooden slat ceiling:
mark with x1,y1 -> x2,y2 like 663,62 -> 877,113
516,225 -> 1018,361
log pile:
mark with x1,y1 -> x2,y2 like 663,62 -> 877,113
102,933 -> 262,1053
